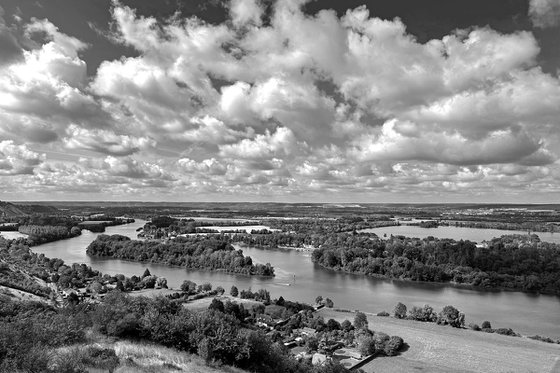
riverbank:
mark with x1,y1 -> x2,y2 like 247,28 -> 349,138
318,308 -> 560,373
313,261 -> 560,297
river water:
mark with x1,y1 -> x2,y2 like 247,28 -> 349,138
360,225 -> 560,244
30,219 -> 560,338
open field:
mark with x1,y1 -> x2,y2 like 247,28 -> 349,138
183,295 -> 263,311
127,288 -> 180,298
318,308 -> 560,373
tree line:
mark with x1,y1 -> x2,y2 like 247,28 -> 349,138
18,224 -> 82,245
311,234 -> 560,295
86,235 -> 275,276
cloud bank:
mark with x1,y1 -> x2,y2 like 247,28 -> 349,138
0,0 -> 560,201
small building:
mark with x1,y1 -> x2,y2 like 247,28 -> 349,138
299,327 -> 317,337
312,353 -> 328,366
284,340 -> 298,349
256,314 -> 275,328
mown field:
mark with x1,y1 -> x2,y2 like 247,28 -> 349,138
319,308 -> 560,373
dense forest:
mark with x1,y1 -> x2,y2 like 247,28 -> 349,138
18,224 -> 82,245
86,235 -> 275,276
311,234 -> 560,294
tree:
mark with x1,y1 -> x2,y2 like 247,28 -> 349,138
142,268 -> 151,278
408,305 -> 423,320
315,295 -> 323,304
421,304 -> 436,322
156,277 -> 168,289
201,283 -> 212,292
141,276 -> 156,289
181,280 -> 197,294
394,302 -> 407,319
215,286 -> 225,295
481,320 -> 492,330
209,298 -> 225,313
383,336 -> 404,356
357,335 -> 376,356
437,305 -> 465,328
198,338 -> 213,363
306,336 -> 319,352
354,312 -> 368,329
230,285 -> 239,297
67,292 -> 80,306
115,279 -> 125,292
326,318 -> 341,331
325,298 -> 334,308
341,319 -> 353,332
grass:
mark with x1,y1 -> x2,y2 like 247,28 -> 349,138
318,308 -> 560,373
52,340 -> 247,373
183,295 -> 263,311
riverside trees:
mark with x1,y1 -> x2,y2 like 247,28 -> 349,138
311,234 -> 560,295
87,235 -> 275,276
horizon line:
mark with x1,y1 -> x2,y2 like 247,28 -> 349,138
6,200 -> 560,206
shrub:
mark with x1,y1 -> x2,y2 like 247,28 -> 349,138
383,336 -> 404,356
481,320 -> 492,329
436,305 -> 465,328
468,323 -> 481,331
209,298 -> 225,313
341,319 -> 353,331
528,335 -> 559,344
494,328 -> 518,336
393,302 -> 407,319
377,311 -> 389,317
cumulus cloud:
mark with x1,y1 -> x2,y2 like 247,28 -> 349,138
63,125 -> 156,156
219,127 -> 300,159
350,119 -> 546,166
74,156 -> 175,183
229,0 -> 264,27
0,141 -> 45,175
0,15 -> 111,150
2,0 -> 560,200
529,0 -> 560,28
178,158 -> 227,175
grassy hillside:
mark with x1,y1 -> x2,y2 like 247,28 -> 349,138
319,308 -> 560,373
52,340 -> 247,373
0,201 -> 26,218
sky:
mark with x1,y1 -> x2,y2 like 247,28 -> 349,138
0,0 -> 560,203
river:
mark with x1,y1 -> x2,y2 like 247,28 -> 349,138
360,225 -> 560,244
30,219 -> 560,339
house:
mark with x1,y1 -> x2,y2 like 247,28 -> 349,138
256,314 -> 275,328
283,340 -> 298,348
61,289 -> 81,299
299,327 -> 317,337
312,353 -> 328,366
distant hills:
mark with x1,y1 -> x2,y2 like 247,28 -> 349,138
0,201 -> 26,218
0,201 -> 58,218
